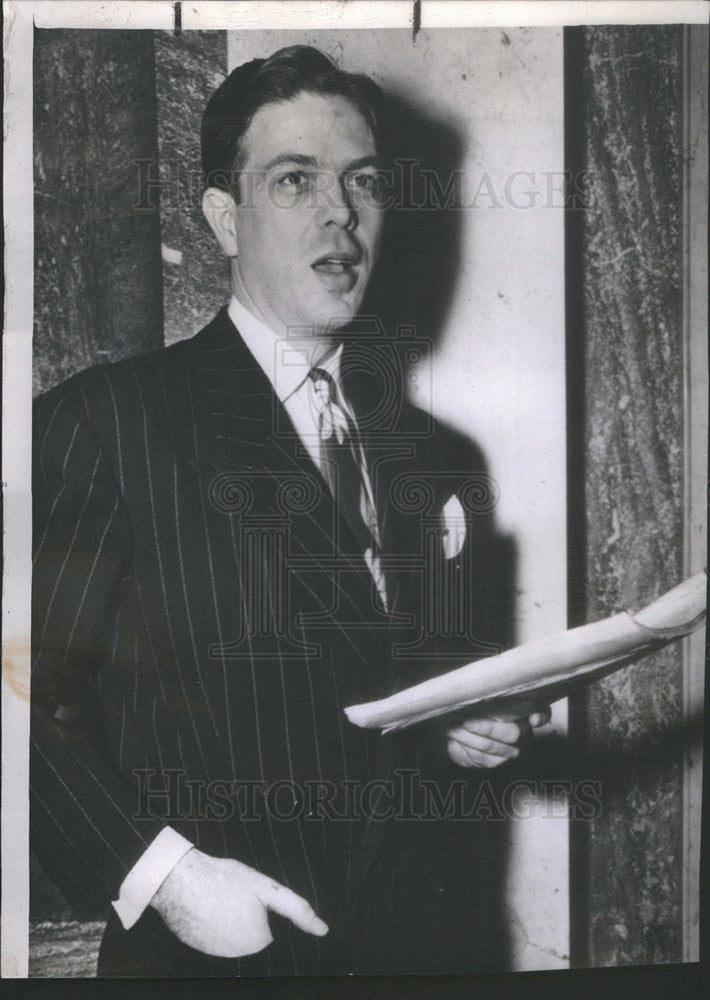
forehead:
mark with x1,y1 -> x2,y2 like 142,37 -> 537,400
241,91 -> 376,169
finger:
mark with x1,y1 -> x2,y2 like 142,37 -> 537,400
447,727 -> 520,759
261,882 -> 329,937
450,718 -> 522,747
447,738 -> 513,769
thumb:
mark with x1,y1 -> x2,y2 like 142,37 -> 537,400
529,707 -> 552,728
261,882 -> 329,937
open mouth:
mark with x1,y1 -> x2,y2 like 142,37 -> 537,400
311,251 -> 362,275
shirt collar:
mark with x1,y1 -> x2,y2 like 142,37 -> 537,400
228,294 -> 343,404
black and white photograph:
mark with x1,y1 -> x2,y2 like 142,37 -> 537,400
2,0 -> 708,990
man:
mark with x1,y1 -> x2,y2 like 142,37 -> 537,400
31,46 -> 548,977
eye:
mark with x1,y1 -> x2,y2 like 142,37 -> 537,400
346,172 -> 377,191
277,170 -> 310,189
345,171 -> 385,204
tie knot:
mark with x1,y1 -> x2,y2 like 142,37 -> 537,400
309,367 -> 350,443
309,366 -> 335,398
309,367 -> 339,418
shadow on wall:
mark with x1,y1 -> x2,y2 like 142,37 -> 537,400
362,89 -> 466,354
356,88 -> 520,975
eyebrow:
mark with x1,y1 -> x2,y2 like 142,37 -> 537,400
261,153 -> 383,173
344,155 -> 383,173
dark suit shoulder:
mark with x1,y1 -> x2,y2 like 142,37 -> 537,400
36,307 -> 232,407
35,309 -> 239,434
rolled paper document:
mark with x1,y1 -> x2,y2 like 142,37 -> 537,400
344,571 -> 707,733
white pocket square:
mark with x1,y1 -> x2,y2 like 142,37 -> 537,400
441,494 -> 466,560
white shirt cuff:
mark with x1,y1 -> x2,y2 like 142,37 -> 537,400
111,827 -> 193,930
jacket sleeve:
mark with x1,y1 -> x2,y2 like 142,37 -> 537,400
31,377 -> 166,917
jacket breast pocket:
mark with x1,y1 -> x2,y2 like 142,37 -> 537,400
441,493 -> 467,560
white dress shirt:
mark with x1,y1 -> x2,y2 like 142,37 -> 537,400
111,295 -> 383,928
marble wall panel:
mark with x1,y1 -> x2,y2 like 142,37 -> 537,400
33,30 -> 164,395
568,25 -> 686,967
154,31 -> 229,344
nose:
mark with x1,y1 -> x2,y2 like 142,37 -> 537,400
318,176 -> 357,231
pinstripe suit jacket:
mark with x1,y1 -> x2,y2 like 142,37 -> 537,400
31,307 -> 504,975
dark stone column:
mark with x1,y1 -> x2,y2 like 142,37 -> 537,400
33,30 -> 164,396
566,26 -> 685,966
154,31 -> 229,345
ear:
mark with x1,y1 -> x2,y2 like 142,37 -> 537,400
202,187 -> 239,257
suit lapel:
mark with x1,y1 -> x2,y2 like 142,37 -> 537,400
188,309 -> 388,620
188,306 -> 280,476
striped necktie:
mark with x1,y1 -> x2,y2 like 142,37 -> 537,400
309,367 -> 387,610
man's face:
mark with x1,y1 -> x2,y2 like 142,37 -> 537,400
230,91 -> 384,339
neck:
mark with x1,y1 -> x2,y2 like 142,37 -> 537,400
230,262 -> 341,368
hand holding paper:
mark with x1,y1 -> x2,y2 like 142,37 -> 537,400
345,572 -> 707,734
445,711 -> 551,769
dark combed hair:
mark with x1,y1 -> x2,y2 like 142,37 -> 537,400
200,45 -> 385,197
